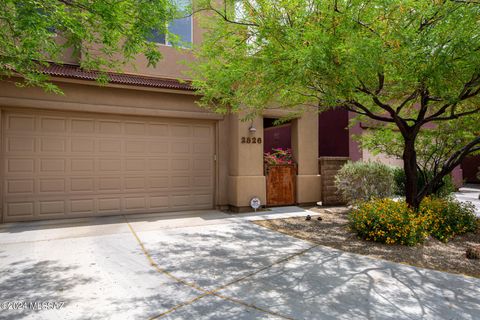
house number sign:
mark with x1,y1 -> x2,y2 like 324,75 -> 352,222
241,137 -> 262,144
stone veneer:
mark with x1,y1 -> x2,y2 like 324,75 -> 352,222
319,157 -> 349,205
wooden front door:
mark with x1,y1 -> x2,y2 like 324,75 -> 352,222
266,165 -> 296,206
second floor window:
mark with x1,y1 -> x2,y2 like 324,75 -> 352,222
149,0 -> 192,47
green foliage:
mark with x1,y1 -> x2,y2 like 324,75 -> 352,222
0,0 -> 177,92
360,117 -> 480,185
421,197 -> 477,243
191,0 -> 480,204
393,167 -> 456,198
349,198 -> 430,246
191,1 -> 480,115
335,161 -> 394,204
350,197 -> 478,246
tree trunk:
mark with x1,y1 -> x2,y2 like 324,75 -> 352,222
403,138 -> 420,210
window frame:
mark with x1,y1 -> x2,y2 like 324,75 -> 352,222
150,7 -> 194,48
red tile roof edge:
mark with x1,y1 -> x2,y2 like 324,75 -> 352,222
42,63 -> 195,92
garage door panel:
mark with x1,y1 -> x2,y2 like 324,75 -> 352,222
71,159 -> 95,172
6,202 -> 35,217
98,120 -> 122,135
171,159 -> 190,171
193,176 -> 213,188
40,117 -> 67,133
6,179 -> 35,195
148,123 -> 169,136
125,140 -> 146,153
125,122 -> 146,135
148,141 -> 169,153
99,139 -> 122,153
40,159 -> 66,172
148,159 -> 169,171
70,199 -> 95,214
5,136 -> 35,153
3,110 -> 215,222
170,125 -> 192,137
124,197 -> 147,210
193,126 -> 212,138
39,200 -> 65,215
96,198 -> 121,213
7,158 -> 35,173
125,159 -> 145,172
193,159 -> 212,171
71,178 -> 95,192
39,178 -> 66,193
7,114 -> 35,132
40,137 -> 67,153
99,159 -> 122,171
71,119 -> 95,133
149,177 -> 169,189
124,177 -> 146,191
71,138 -> 94,152
171,142 -> 190,154
98,177 -> 122,192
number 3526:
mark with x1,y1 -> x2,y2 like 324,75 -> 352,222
241,137 -> 262,144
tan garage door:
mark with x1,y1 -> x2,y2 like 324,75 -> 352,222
2,110 -> 215,222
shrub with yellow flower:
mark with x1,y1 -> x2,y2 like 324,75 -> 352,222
349,197 -> 477,246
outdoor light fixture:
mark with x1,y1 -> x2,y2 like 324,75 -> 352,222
249,122 -> 257,134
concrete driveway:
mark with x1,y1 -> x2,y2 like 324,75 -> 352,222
455,184 -> 480,217
0,207 -> 479,320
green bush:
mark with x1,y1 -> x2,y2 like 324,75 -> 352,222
349,198 -> 430,246
349,197 -> 478,246
392,167 -> 456,198
420,197 -> 477,242
335,161 -> 395,204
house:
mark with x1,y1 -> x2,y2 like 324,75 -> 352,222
0,13 -> 321,223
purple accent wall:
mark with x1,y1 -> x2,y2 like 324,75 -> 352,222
263,124 -> 292,153
318,109 -> 350,157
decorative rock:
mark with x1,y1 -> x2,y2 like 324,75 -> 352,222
305,215 -> 311,221
466,246 -> 480,260
317,216 -> 323,221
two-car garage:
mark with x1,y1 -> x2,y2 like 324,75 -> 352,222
2,109 -> 215,222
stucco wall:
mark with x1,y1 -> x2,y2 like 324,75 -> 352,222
0,79 -> 231,212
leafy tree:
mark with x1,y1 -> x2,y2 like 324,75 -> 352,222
190,0 -> 480,209
0,0 -> 175,92
360,116 -> 480,195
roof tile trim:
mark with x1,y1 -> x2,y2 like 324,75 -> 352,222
42,63 -> 195,91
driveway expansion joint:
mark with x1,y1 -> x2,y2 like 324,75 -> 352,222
123,215 -> 315,320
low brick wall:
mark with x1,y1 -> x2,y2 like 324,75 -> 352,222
319,157 -> 349,205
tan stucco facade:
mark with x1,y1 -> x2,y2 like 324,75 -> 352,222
292,111 -> 322,204
0,13 -> 323,221
0,79 -> 321,221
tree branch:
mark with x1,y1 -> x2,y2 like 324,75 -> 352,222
418,135 -> 480,199
342,101 -> 395,123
